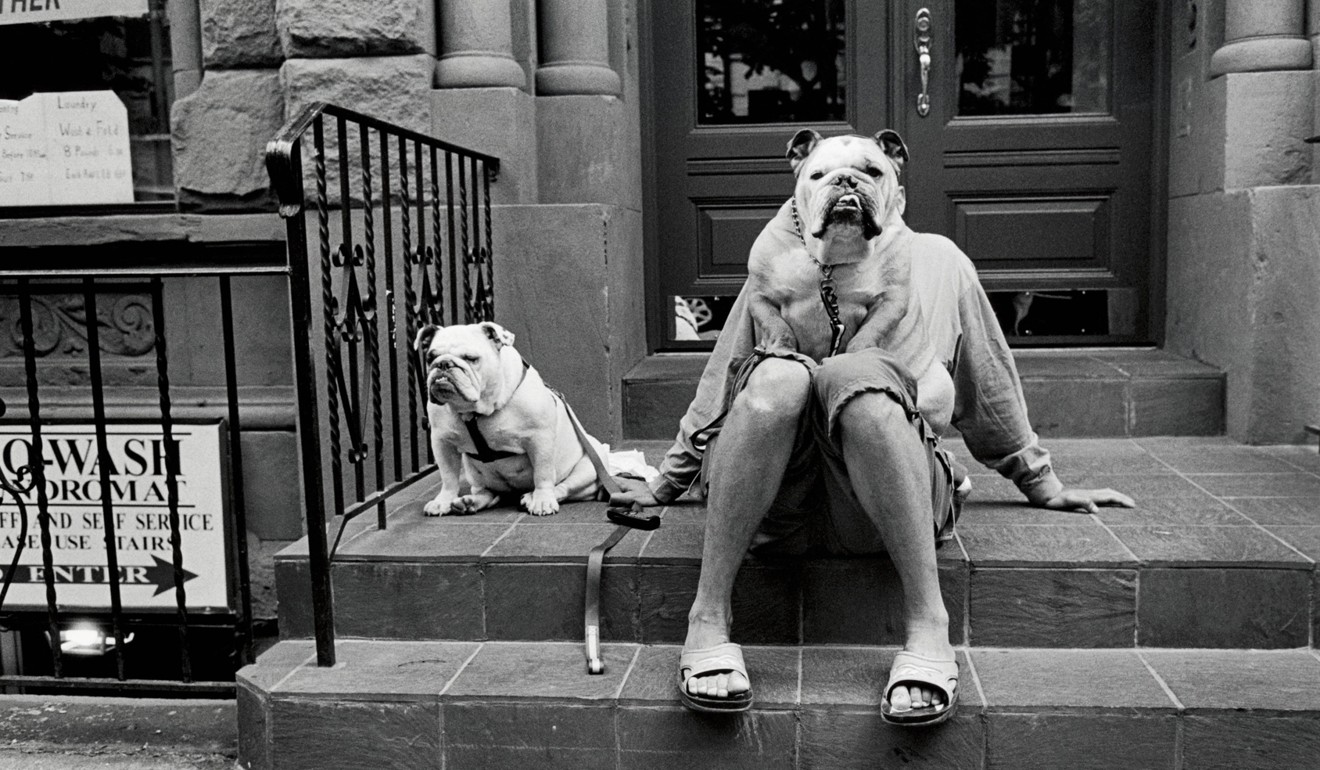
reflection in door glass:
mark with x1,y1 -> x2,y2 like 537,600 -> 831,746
697,0 -> 846,125
956,0 -> 1111,116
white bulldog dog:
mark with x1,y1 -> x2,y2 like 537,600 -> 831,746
745,128 -> 953,428
416,322 -> 604,516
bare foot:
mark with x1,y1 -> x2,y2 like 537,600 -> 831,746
681,616 -> 750,700
886,621 -> 955,713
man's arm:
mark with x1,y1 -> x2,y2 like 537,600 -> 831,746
949,277 -> 1133,512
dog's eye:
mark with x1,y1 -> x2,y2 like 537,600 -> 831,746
866,167 -> 883,178
809,170 -> 824,180
462,354 -> 479,362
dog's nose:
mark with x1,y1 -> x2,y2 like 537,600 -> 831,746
836,175 -> 858,190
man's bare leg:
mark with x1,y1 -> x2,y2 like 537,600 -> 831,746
683,359 -> 811,701
838,392 -> 953,712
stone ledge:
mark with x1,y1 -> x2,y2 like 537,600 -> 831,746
623,348 -> 1227,439
0,213 -> 286,249
237,641 -> 1320,769
0,695 -> 236,754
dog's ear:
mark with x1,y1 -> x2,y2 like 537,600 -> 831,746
873,129 -> 909,171
786,129 -> 823,174
480,322 -> 516,349
414,324 -> 439,356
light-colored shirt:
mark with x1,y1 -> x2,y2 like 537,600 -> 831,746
647,223 -> 1065,506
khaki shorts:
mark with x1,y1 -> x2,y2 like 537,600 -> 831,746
700,347 -> 959,556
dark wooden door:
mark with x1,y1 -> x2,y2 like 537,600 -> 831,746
645,1 -> 1156,347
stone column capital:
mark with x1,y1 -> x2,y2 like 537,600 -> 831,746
1210,0 -> 1311,75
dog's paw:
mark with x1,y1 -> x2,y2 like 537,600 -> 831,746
451,491 -> 498,515
423,493 -> 456,517
521,489 -> 560,516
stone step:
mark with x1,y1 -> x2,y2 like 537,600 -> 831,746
237,639 -> 1320,769
275,439 -> 1320,650
622,348 -> 1226,440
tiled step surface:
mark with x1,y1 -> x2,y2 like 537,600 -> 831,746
622,349 -> 1225,439
276,438 -> 1320,649
238,640 -> 1320,770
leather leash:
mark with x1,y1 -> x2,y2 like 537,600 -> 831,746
554,390 -> 660,674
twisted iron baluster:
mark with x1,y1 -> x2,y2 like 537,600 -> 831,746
430,146 -> 443,325
399,136 -> 421,470
482,160 -> 495,321
378,129 -> 403,483
459,157 -> 474,323
150,277 -> 193,682
17,284 -> 61,676
361,127 -> 385,527
315,117 -> 345,519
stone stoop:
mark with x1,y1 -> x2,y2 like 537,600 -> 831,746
245,438 -> 1320,768
237,641 -> 1320,769
623,349 -> 1226,440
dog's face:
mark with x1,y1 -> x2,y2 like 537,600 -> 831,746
787,129 -> 909,264
415,322 -> 517,410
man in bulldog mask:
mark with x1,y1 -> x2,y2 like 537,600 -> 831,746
615,129 -> 1133,723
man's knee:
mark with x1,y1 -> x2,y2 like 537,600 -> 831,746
736,359 -> 811,421
838,390 -> 912,439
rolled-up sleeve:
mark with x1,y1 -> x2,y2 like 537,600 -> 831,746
950,280 -> 1064,504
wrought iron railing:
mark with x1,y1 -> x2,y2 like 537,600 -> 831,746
0,261 -> 278,695
265,103 -> 499,667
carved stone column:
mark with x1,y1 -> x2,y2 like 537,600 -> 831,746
436,0 -> 526,88
1210,0 -> 1312,75
535,0 -> 620,95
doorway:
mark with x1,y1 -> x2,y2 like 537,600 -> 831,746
643,0 -> 1160,349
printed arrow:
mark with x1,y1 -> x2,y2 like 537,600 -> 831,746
0,555 -> 199,596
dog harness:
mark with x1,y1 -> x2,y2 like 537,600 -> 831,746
461,360 -> 530,463
790,198 -> 846,356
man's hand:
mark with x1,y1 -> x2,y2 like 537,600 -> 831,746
610,475 -> 661,508
1039,488 -> 1135,514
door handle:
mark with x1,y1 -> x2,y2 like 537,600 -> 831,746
914,7 -> 932,117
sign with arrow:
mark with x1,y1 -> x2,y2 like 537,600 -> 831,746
0,422 -> 231,613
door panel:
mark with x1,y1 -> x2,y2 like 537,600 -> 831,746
900,0 -> 1154,338
645,0 -> 1156,347
653,0 -> 887,303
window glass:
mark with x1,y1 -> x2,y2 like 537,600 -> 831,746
697,0 -> 846,125
956,0 -> 1111,116
0,5 -> 174,202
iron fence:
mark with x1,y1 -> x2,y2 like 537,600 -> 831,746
265,102 -> 500,666
0,265 -> 275,696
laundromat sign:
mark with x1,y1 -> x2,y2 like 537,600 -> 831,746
0,0 -> 148,25
0,423 -> 232,613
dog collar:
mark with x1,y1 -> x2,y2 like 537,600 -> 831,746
789,198 -> 845,357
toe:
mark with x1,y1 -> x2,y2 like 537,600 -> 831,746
888,685 -> 913,713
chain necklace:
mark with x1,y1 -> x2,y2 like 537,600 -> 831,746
790,198 -> 845,356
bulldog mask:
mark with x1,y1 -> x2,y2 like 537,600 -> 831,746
415,322 -> 604,516
744,129 -> 914,362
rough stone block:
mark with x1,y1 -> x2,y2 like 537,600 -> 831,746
1223,71 -> 1314,188
485,562 -> 633,641
280,55 -> 437,206
269,699 -> 441,769
201,0 -> 282,68
1020,378 -> 1128,437
800,710 -> 984,770
171,69 -> 284,198
1138,568 -> 1310,648
431,88 -> 537,205
281,55 -> 435,135
331,561 -> 485,639
969,568 -> 1136,647
276,0 -> 437,58
537,95 -> 639,209
1183,715 -> 1320,769
986,714 -> 1175,770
